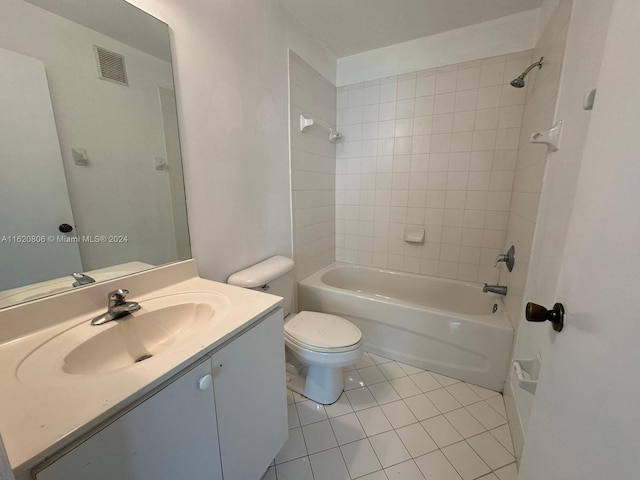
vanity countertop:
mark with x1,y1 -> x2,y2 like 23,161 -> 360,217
0,260 -> 282,478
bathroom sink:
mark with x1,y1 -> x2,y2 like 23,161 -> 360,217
17,292 -> 230,384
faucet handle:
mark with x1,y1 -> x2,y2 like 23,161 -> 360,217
494,254 -> 508,266
495,245 -> 515,272
108,289 -> 129,306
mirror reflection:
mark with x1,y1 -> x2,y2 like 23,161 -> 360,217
0,0 -> 190,308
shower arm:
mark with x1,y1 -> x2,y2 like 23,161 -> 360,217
520,57 -> 544,79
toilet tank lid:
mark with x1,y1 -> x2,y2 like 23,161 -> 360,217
227,255 -> 295,288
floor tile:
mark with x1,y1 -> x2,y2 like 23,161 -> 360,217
287,403 -> 300,429
466,401 -> 507,430
467,432 -> 515,470
397,362 -> 425,376
415,450 -> 462,480
403,394 -> 440,421
357,406 -> 394,436
420,415 -> 463,448
489,425 -> 514,455
426,388 -> 463,413
347,386 -> 378,411
430,372 -> 461,387
345,370 -> 366,390
369,381 -> 402,405
370,430 -> 412,468
276,456 -> 314,480
467,383 -> 500,400
378,361 -> 409,380
389,377 -> 422,398
355,352 -> 376,369
296,399 -> 328,425
359,365 -> 388,385
441,441 -> 491,480
276,426 -> 308,463
486,395 -> 507,418
292,391 -> 308,403
444,408 -> 486,438
381,400 -> 418,429
369,352 -> 394,364
494,462 -> 518,480
395,423 -> 438,458
309,447 -> 351,480
330,412 -> 367,445
325,392 -> 354,418
302,419 -> 338,455
341,439 -> 383,478
410,371 -> 442,392
279,354 -> 514,480
360,470 -> 389,480
445,383 -> 483,406
385,459 -> 425,479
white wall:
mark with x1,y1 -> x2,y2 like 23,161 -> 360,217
501,0 -> 615,462
0,0 -> 179,271
335,52 -> 532,282
289,52 -> 336,283
128,0 -> 336,282
337,10 -> 540,87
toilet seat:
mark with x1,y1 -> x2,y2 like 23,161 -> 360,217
284,311 -> 362,353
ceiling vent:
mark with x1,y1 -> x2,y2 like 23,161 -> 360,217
93,45 -> 128,86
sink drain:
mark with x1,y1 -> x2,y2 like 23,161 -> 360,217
135,354 -> 153,363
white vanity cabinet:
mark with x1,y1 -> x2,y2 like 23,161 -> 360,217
34,359 -> 222,480
33,309 -> 287,480
211,309 -> 287,480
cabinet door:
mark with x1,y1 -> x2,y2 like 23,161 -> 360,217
212,310 -> 287,480
35,360 -> 222,480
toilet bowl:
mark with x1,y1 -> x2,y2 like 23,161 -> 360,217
227,256 -> 363,405
284,311 -> 363,404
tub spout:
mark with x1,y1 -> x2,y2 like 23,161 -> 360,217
483,284 -> 507,295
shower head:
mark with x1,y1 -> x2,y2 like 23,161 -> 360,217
510,76 -> 526,88
510,57 -> 544,88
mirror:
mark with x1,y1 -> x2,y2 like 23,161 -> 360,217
0,0 -> 190,308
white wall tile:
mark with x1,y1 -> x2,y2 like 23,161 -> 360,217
336,52 -> 527,284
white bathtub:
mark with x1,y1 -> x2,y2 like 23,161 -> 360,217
298,263 -> 513,391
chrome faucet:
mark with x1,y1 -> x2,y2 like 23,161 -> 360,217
72,272 -> 95,287
91,289 -> 141,325
483,284 -> 508,296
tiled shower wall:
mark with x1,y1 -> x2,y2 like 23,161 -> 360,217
499,10 -> 570,330
335,52 -> 534,283
289,52 -> 337,282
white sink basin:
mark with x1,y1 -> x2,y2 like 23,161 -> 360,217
17,292 -> 230,383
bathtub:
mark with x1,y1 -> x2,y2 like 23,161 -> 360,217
298,263 -> 513,391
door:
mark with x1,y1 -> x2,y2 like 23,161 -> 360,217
0,48 -> 82,291
34,360 -> 222,480
518,1 -> 640,478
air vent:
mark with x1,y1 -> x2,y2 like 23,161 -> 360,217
94,45 -> 128,86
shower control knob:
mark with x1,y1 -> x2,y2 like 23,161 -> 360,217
525,302 -> 565,332
58,223 -> 73,233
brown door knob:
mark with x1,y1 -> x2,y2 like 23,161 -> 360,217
525,302 -> 565,332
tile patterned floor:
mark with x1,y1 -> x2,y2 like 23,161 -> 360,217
264,352 -> 517,480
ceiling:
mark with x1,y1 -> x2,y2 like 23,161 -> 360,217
280,0 -> 543,58
26,0 -> 171,62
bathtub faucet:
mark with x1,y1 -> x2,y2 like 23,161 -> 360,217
483,284 -> 508,295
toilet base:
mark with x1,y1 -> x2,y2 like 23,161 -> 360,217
286,363 -> 345,405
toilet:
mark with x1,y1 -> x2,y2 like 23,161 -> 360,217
227,255 -> 363,404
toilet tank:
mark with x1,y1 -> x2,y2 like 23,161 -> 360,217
227,256 -> 295,317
